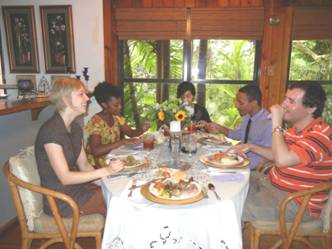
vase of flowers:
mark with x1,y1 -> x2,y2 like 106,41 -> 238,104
155,98 -> 194,132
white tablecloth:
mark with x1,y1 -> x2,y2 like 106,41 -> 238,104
101,142 -> 250,249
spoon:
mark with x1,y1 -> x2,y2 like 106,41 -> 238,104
208,183 -> 221,200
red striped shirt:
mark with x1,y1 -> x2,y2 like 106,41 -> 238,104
269,118 -> 332,217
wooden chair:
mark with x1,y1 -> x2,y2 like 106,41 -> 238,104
249,182 -> 332,249
3,146 -> 105,249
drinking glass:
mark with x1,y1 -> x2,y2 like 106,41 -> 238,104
187,134 -> 197,158
143,133 -> 154,150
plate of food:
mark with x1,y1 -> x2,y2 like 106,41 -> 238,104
197,134 -> 231,146
141,168 -> 204,205
200,152 -> 249,169
107,155 -> 149,171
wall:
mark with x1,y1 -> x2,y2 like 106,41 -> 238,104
0,0 -> 104,226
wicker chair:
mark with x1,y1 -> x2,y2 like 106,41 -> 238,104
3,146 -> 105,249
248,182 -> 332,249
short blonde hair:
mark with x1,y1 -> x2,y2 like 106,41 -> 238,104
50,77 -> 85,111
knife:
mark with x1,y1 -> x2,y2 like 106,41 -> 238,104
107,171 -> 140,179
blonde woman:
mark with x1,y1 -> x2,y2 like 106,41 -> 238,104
35,78 -> 123,217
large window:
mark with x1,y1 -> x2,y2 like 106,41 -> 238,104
121,39 -> 259,130
289,40 -> 332,125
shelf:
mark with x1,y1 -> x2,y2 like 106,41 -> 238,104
0,98 -> 50,120
0,84 -> 17,89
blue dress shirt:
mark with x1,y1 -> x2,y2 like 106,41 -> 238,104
228,108 -> 272,170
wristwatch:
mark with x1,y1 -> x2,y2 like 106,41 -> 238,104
272,125 -> 284,134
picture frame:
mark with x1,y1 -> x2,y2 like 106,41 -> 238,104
2,6 -> 39,73
40,5 -> 76,73
16,74 -> 36,96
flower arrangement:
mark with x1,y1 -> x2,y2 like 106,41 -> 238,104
155,98 -> 194,127
49,15 -> 66,65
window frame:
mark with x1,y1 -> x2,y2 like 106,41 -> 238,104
0,31 -> 6,94
120,39 -> 262,86
287,40 -> 332,86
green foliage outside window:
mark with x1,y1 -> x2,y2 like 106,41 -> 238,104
123,40 -> 257,130
123,39 -> 332,131
290,40 -> 332,125
201,40 -> 255,128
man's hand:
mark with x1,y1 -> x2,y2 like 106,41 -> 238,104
226,144 -> 250,158
270,104 -> 285,127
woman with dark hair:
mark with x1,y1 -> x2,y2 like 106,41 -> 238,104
85,81 -> 150,167
177,81 -> 211,122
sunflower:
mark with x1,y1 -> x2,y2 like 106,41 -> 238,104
157,111 -> 165,121
175,110 -> 187,122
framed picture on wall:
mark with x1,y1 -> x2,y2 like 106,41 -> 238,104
16,74 -> 36,96
40,5 -> 76,74
2,6 -> 39,73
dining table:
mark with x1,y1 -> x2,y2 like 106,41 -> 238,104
101,133 -> 250,249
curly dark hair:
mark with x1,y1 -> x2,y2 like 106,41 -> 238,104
288,82 -> 326,118
177,81 -> 196,98
238,84 -> 262,106
93,81 -> 122,107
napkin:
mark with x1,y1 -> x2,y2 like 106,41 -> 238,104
212,173 -> 244,182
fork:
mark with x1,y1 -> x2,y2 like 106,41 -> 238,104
201,186 -> 209,199
128,179 -> 137,197
129,177 -> 167,191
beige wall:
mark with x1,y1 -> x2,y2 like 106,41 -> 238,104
0,0 -> 104,225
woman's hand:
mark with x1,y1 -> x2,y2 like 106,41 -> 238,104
106,159 -> 124,175
196,120 -> 208,129
206,123 -> 221,134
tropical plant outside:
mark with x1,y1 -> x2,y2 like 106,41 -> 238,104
198,40 -> 255,127
123,40 -> 256,130
123,39 -> 332,130
289,40 -> 332,125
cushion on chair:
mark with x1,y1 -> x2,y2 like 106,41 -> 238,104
251,219 -> 323,234
320,189 -> 332,233
33,213 -> 105,233
9,146 -> 43,231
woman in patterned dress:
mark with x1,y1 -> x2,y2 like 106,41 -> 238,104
85,82 -> 150,167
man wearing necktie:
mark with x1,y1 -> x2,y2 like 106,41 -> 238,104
197,85 -> 272,170
244,118 -> 252,144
